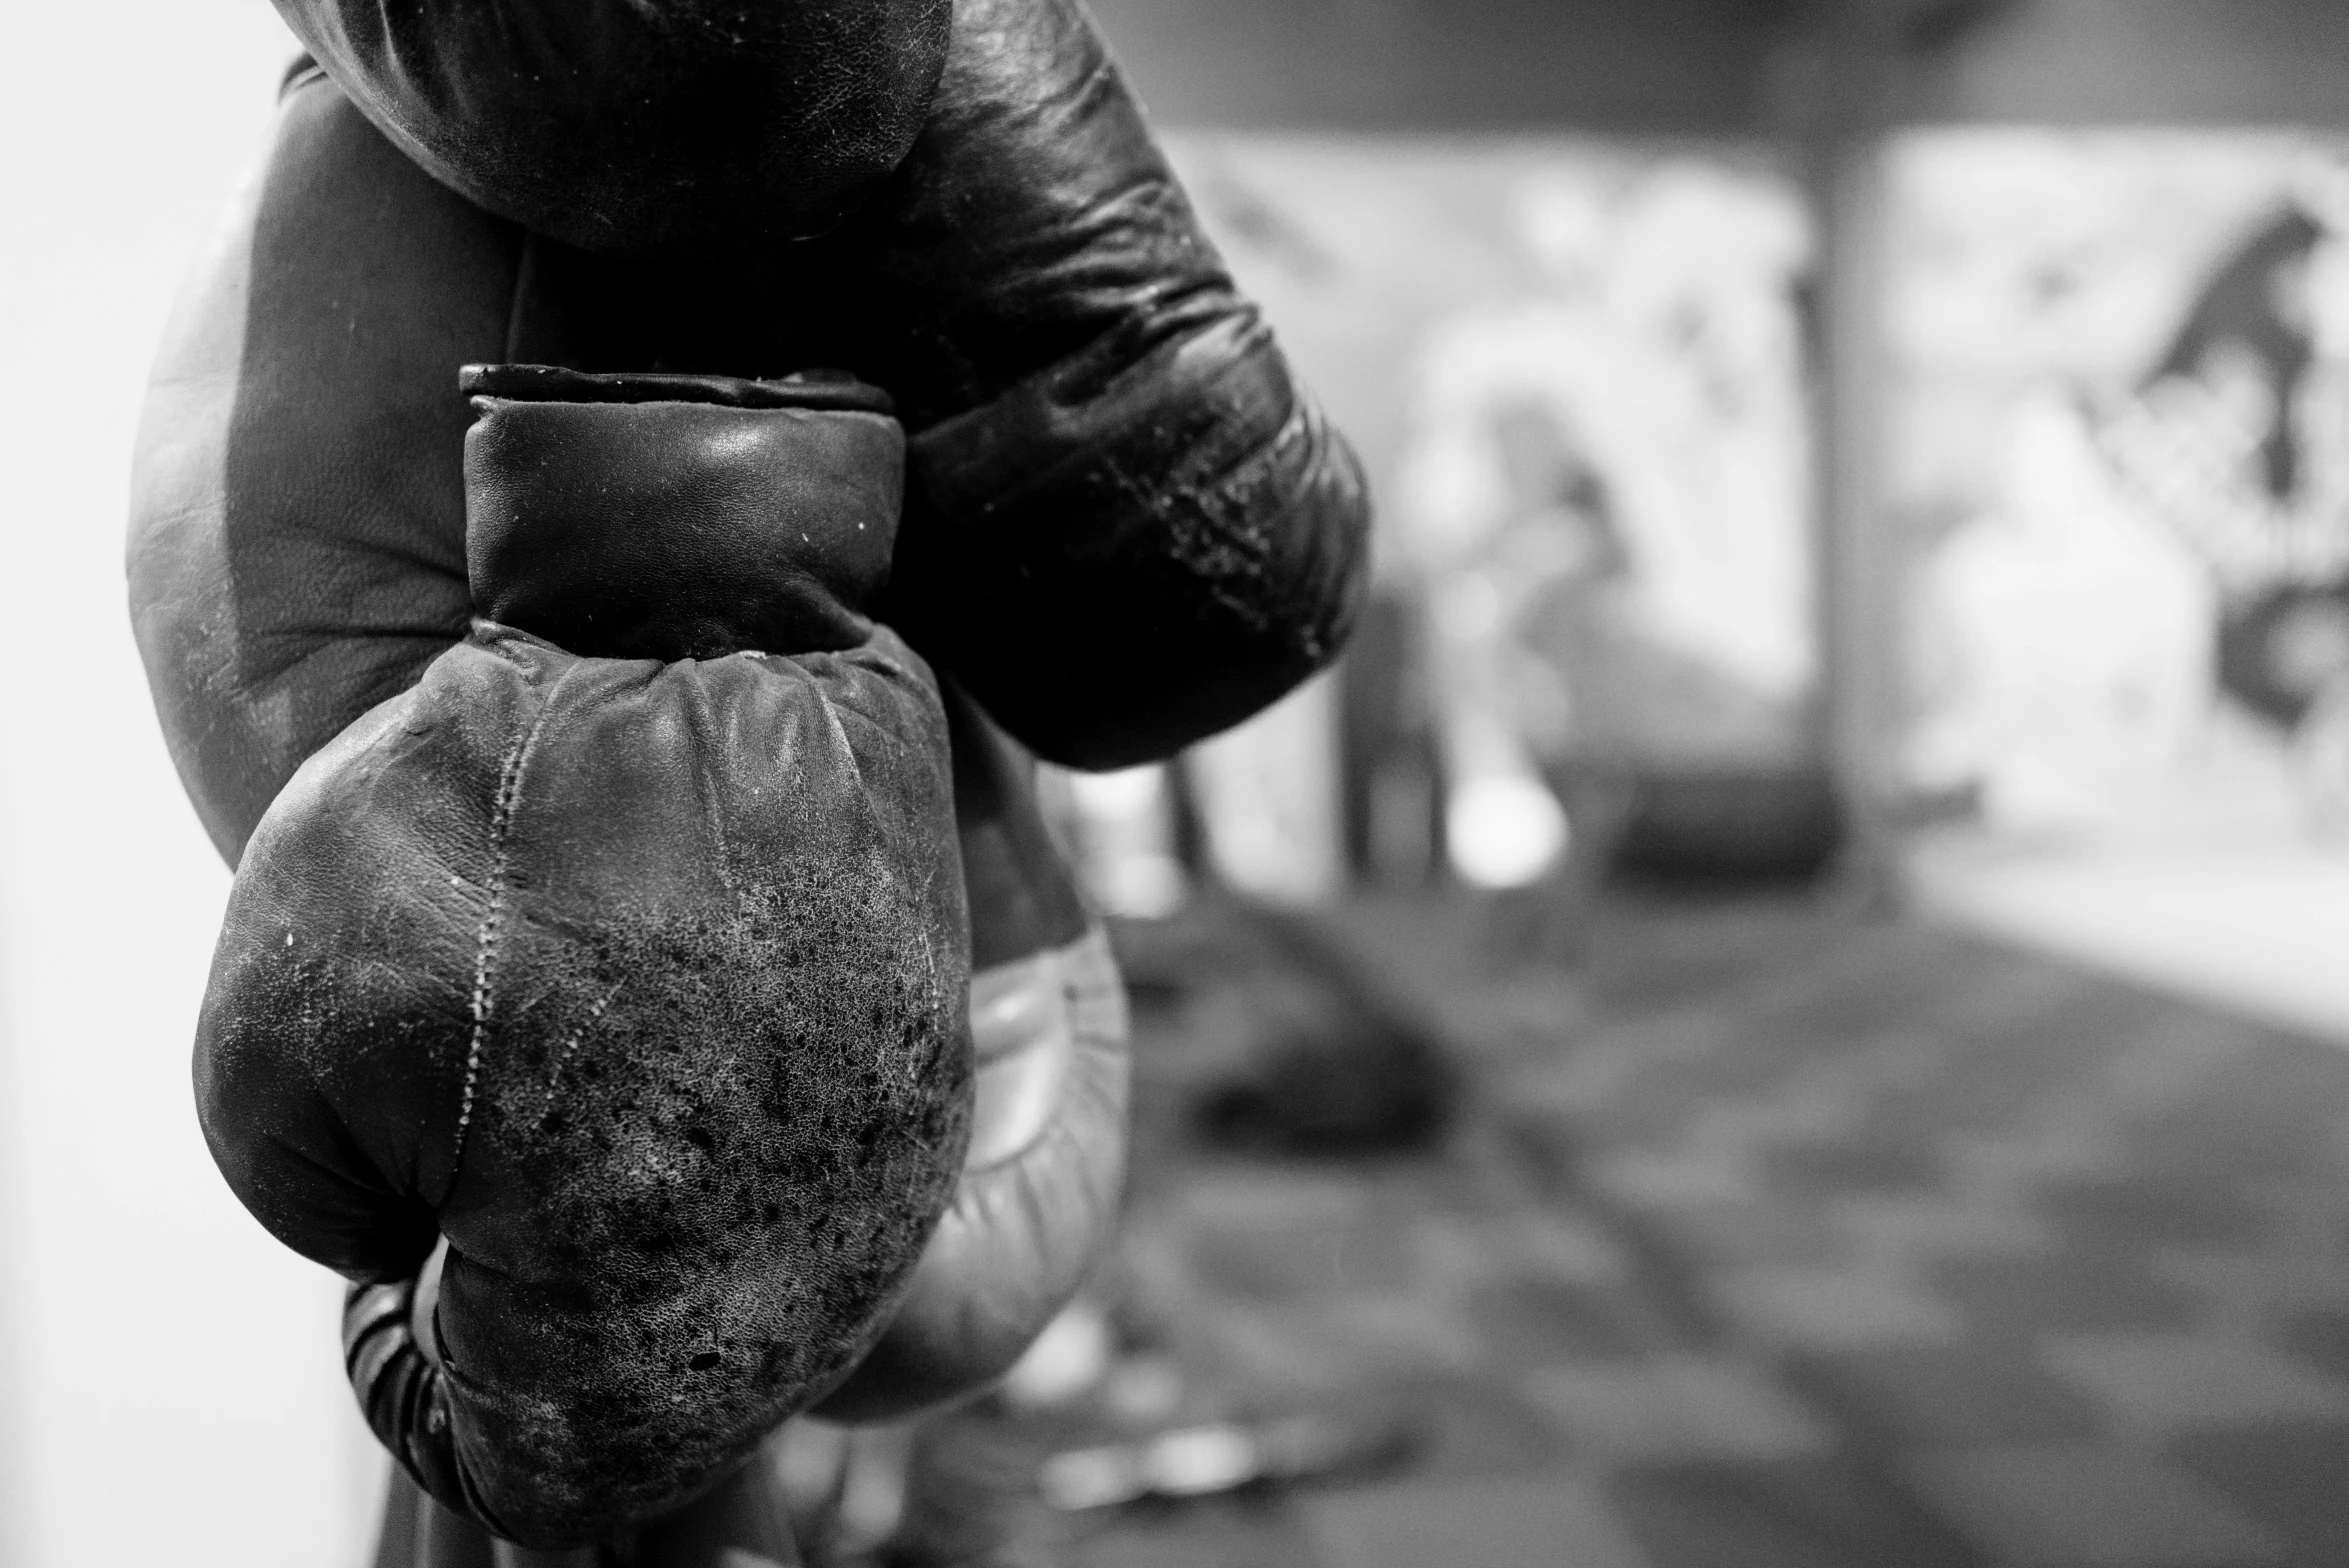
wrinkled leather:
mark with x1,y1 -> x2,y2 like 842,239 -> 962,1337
272,0 -> 950,255
199,374 -> 972,1546
342,740 -> 1125,1566
754,0 -> 1375,765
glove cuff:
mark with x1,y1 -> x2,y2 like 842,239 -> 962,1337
463,365 -> 904,662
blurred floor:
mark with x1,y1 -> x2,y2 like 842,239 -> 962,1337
937,890 -> 2349,1568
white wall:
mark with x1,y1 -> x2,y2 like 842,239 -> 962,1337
0,7 -> 380,1565
1904,0 -> 2349,126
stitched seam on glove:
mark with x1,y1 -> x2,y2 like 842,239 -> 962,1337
452,679 -> 557,1176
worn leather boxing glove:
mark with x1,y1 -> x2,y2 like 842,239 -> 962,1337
195,365 -> 972,1546
272,0 -> 950,256
133,73 -> 1130,1558
347,688 -> 1130,1564
353,694 -> 1128,1564
131,59 -> 1364,845
312,0 -> 1372,769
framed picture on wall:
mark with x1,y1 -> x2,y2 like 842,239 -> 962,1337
1884,130 -> 2349,842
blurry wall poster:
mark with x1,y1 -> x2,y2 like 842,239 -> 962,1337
1887,131 -> 2349,838
1164,135 -> 1820,889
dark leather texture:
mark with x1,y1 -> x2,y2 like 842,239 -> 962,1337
890,307 -> 1371,766
271,0 -> 950,255
132,8 -> 1378,1540
198,376 -> 972,1545
361,0 -> 1376,769
464,384 -> 902,661
357,1308 -> 812,1568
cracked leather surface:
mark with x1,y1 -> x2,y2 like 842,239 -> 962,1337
198,374 -> 972,1546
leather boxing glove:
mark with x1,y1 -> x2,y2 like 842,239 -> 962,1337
198,365 -> 972,1546
346,689 -> 1130,1566
131,60 -> 1364,847
273,0 -> 950,256
135,73 -> 1129,1559
284,0 -> 1374,769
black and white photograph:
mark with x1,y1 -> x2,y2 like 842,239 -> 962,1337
4,3 -> 2349,1565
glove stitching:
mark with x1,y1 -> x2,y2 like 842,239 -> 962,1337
541,979 -> 626,1126
452,686 -> 557,1177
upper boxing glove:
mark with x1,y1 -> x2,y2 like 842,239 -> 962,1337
196,365 -> 972,1546
273,0 -> 950,256
131,57 -> 1364,848
394,0 -> 1372,769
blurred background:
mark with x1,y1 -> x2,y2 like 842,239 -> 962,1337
7,1 -> 2349,1565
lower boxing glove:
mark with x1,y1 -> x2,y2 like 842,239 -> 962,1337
198,368 -> 972,1546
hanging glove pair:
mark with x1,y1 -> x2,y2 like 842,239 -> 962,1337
197,365 -> 972,1547
133,0 -> 1369,1553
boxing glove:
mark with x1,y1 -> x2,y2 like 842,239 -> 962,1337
344,692 -> 1129,1567
135,74 -> 1130,1557
198,365 -> 972,1546
272,0 -> 950,256
135,57 -> 1364,839
266,0 -> 1373,769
